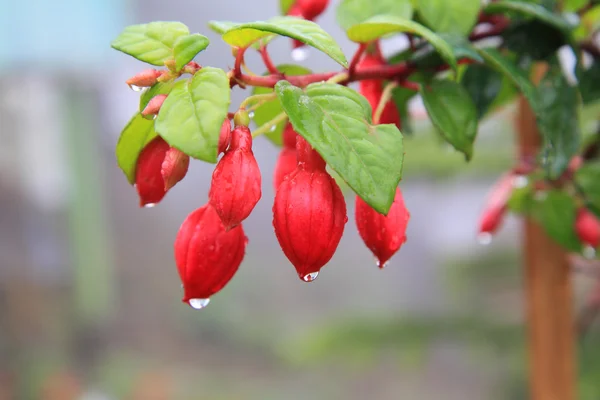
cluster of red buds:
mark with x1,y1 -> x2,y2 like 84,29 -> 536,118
127,66 -> 411,307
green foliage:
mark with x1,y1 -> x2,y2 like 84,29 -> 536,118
576,161 -> 600,210
173,34 -> 209,70
530,190 -> 582,252
484,1 -> 574,32
461,64 -> 503,119
417,0 -> 481,35
116,114 -> 157,184
155,67 -> 230,163
420,80 -> 479,160
139,81 -> 176,114
336,0 -> 414,31
252,64 -> 312,146
275,81 -> 404,214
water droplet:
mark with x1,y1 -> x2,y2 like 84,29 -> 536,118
374,257 -> 388,269
292,47 -> 309,62
513,175 -> 528,189
129,84 -> 143,92
477,232 -> 493,245
248,111 -> 255,119
152,114 -> 158,120
302,272 -> 319,282
269,125 -> 277,132
583,245 -> 596,260
188,298 -> 210,309
144,203 -> 156,208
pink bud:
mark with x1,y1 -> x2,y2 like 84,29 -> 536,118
126,69 -> 162,89
161,147 -> 190,191
477,173 -> 515,235
576,208 -> 600,248
218,119 -> 232,155
141,94 -> 167,116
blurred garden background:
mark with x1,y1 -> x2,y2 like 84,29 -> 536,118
1,0 -> 600,399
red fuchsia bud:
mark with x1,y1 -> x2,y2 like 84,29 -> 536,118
477,173 -> 515,237
273,137 -> 347,281
209,125 -> 262,229
141,94 -> 167,117
218,119 -> 232,155
273,124 -> 299,189
161,147 -> 189,191
296,0 -> 330,21
174,204 -> 247,308
576,208 -> 600,248
135,137 -> 171,207
355,188 -> 410,268
126,69 -> 162,89
357,54 -> 401,129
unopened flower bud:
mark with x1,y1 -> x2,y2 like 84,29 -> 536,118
576,208 -> 600,248
141,94 -> 167,117
126,69 -> 162,89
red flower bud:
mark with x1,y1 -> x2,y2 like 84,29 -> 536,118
219,119 -> 232,155
161,147 -> 190,191
282,122 -> 298,149
357,54 -> 401,129
355,188 -> 410,268
209,125 -> 262,229
141,94 -> 167,117
135,137 -> 188,207
477,173 -> 515,236
273,137 -> 347,281
174,204 -> 247,308
576,208 -> 600,248
296,0 -> 329,21
126,69 -> 162,89
273,124 -> 299,189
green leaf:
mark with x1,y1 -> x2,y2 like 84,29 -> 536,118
564,0 -> 588,12
575,5 -> 600,40
484,1 -> 574,32
111,22 -> 190,65
412,33 -> 483,68
280,0 -> 295,14
576,162 -> 600,210
347,16 -> 457,74
116,113 -> 157,184
139,81 -> 177,114
417,0 -> 481,35
275,81 -> 404,214
579,63 -> 600,104
461,64 -> 503,119
502,20 -> 567,61
207,20 -> 239,35
477,48 -> 540,116
420,80 -> 479,160
216,17 -> 348,67
155,67 -> 230,163
537,66 -> 581,179
252,64 -> 312,146
391,86 -> 417,134
173,34 -> 209,71
336,0 -> 413,31
531,190 -> 582,252
506,184 -> 534,213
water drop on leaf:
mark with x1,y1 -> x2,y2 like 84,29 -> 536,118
188,298 -> 210,309
269,125 -> 276,132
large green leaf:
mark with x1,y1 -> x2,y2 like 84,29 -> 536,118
420,80 -> 479,160
215,17 -> 348,67
173,34 -> 209,71
418,0 -> 481,35
111,22 -> 190,65
576,162 -> 600,211
574,5 -> 600,40
537,66 -> 581,179
252,64 -> 312,146
484,1 -> 574,32
502,20 -> 566,61
461,64 -> 503,119
477,48 -> 540,116
207,20 -> 239,35
275,81 -> 404,214
412,33 -> 483,68
116,114 -> 158,184
579,63 -> 600,104
531,190 -> 581,252
347,16 -> 457,73
336,0 -> 413,31
139,80 -> 177,114
155,67 -> 230,163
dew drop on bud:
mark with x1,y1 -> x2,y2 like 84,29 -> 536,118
513,175 -> 529,189
152,114 -> 158,120
302,272 -> 319,282
188,298 -> 211,309
583,245 -> 596,260
129,84 -> 143,92
248,111 -> 255,119
477,232 -> 493,246
292,47 -> 309,62
269,125 -> 277,132
144,203 -> 156,208
374,257 -> 389,269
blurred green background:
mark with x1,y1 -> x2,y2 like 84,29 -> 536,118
1,0 -> 599,399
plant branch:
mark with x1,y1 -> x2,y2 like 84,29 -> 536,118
373,82 -> 398,124
260,45 -> 280,75
233,46 -> 248,79
348,43 -> 368,78
469,16 -> 510,41
252,112 -> 288,137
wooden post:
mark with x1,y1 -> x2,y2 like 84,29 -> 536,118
515,64 -> 576,400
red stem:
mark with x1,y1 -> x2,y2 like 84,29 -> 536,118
469,16 -> 510,41
233,46 -> 247,79
348,43 -> 368,78
259,45 -> 280,75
